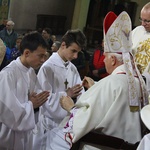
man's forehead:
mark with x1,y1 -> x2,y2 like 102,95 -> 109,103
7,21 -> 13,25
69,43 -> 81,51
42,30 -> 47,34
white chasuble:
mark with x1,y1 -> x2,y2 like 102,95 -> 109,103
73,65 -> 142,145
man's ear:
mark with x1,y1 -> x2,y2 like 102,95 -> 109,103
24,49 -> 30,57
61,41 -> 66,48
111,55 -> 116,66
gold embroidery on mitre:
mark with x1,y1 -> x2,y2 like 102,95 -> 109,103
107,14 -> 131,52
109,24 -> 122,51
135,38 -> 150,74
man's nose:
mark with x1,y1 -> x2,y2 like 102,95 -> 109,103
141,21 -> 147,26
73,53 -> 78,59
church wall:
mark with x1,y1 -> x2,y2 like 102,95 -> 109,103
131,0 -> 150,27
8,0 -> 75,34
7,0 -> 150,34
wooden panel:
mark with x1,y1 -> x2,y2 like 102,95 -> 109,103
36,14 -> 67,35
85,0 -> 137,47
0,0 -> 10,24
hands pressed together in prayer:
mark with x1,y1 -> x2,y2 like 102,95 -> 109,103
66,84 -> 83,99
60,76 -> 95,111
29,91 -> 50,109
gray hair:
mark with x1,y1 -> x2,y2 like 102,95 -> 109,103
54,41 -> 61,49
7,20 -> 15,26
108,53 -> 123,63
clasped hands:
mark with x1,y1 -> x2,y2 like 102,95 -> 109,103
29,91 -> 50,109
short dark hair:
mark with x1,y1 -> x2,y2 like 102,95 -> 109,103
17,35 -> 24,40
20,32 -> 48,54
43,28 -> 52,35
62,29 -> 87,49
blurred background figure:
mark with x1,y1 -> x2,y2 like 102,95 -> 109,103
42,27 -> 53,59
37,28 -> 42,34
23,29 -> 33,36
9,35 -> 23,61
42,27 -> 53,50
0,20 -> 18,49
51,41 -> 61,53
88,39 -> 108,81
0,20 -> 18,70
0,19 -> 8,31
71,50 -> 86,79
51,34 -> 57,42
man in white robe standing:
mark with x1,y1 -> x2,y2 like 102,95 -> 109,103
0,32 -> 49,150
137,104 -> 150,150
32,29 -> 87,150
132,2 -> 150,95
45,11 -> 148,150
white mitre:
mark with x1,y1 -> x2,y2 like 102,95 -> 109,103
103,11 -> 148,112
103,11 -> 132,53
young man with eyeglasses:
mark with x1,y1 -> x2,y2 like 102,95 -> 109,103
132,2 -> 150,95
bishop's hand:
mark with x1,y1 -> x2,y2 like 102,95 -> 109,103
29,91 -> 50,109
60,96 -> 75,112
66,84 -> 83,98
82,76 -> 95,89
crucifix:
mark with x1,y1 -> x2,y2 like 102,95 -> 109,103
64,79 -> 68,90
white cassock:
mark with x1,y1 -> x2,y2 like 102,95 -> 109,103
46,64 -> 142,150
132,25 -> 150,94
32,52 -> 84,150
137,133 -> 150,150
0,57 -> 42,150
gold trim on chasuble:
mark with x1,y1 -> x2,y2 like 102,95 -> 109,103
135,38 -> 150,74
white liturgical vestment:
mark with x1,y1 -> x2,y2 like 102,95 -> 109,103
137,133 -> 150,150
32,52 -> 84,150
0,57 -> 41,150
132,25 -> 150,94
46,65 -> 143,150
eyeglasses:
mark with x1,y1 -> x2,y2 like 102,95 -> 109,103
139,17 -> 150,24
